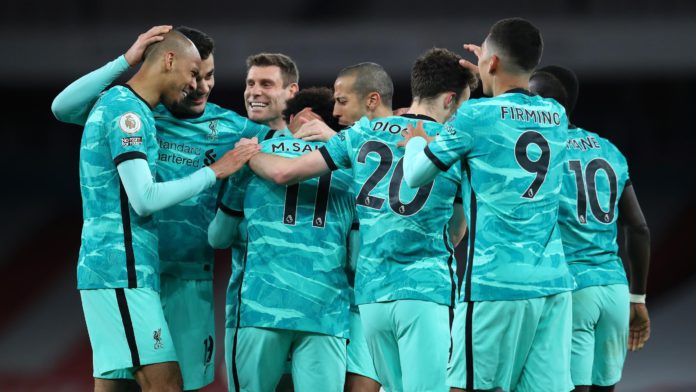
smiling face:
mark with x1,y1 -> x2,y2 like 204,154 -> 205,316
160,43 -> 200,110
244,65 -> 296,126
167,54 -> 214,116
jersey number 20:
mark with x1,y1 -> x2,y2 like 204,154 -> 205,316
355,141 -> 434,216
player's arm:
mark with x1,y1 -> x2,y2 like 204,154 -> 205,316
208,209 -> 243,249
248,148 -> 331,185
117,144 -> 258,217
208,168 -> 253,248
448,201 -> 467,247
618,183 -> 651,351
403,135 -> 442,187
51,25 -> 171,125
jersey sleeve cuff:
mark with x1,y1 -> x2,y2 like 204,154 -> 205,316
424,146 -> 451,171
219,204 -> 244,217
113,151 -> 147,166
116,55 -> 131,70
318,146 -> 338,171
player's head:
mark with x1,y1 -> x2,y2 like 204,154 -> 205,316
165,26 -> 216,116
530,65 -> 579,118
244,53 -> 299,126
283,87 -> 341,131
411,48 -> 478,122
479,18 -> 543,96
143,29 -> 201,110
333,62 -> 394,126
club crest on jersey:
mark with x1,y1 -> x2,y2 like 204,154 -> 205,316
153,328 -> 164,349
208,120 -> 219,141
119,112 -> 142,134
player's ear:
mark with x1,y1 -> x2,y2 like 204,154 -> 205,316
366,92 -> 381,111
488,54 -> 499,75
164,51 -> 175,72
287,83 -> 299,98
444,92 -> 455,109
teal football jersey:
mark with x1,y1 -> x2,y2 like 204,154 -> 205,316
426,90 -> 575,302
77,85 -> 159,289
559,125 -> 630,290
153,103 -> 270,280
321,114 -> 461,307
220,136 -> 354,338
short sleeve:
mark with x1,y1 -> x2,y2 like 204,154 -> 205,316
241,118 -> 273,140
320,130 -> 353,171
219,166 -> 253,216
426,105 -> 477,170
107,103 -> 153,165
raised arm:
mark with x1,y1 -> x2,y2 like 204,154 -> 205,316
618,183 -> 651,351
51,25 -> 171,126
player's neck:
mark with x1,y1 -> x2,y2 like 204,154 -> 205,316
127,72 -> 161,108
371,106 -> 393,120
407,101 -> 446,124
491,73 -> 530,97
267,117 -> 288,132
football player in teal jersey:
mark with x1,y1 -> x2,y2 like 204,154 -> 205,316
402,18 -> 575,392
239,48 -> 475,392
52,27 -> 281,391
209,86 -> 356,392
530,65 -> 651,392
291,63 -> 395,392
72,30 -> 257,392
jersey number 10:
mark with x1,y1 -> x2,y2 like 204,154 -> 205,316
568,158 -> 618,224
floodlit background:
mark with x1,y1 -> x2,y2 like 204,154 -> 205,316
0,1 -> 694,390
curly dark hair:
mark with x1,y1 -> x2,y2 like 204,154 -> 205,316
175,26 -> 215,60
282,87 -> 340,130
411,48 -> 478,102
487,18 -> 543,73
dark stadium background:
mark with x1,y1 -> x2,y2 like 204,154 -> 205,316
1,1 -> 694,391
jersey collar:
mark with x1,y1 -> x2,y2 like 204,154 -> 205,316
503,88 -> 535,96
123,83 -> 153,110
400,113 -> 437,123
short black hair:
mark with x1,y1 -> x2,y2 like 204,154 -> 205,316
282,87 -> 340,130
246,53 -> 299,86
337,62 -> 394,107
411,48 -> 478,102
487,18 -> 543,73
175,26 -> 215,60
531,65 -> 579,117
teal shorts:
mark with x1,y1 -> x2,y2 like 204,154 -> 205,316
346,310 -> 379,383
448,291 -> 573,392
160,276 -> 215,390
227,326 -> 346,392
571,284 -> 629,387
80,287 -> 177,378
359,300 -> 449,392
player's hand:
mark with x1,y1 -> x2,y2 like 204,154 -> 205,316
393,107 -> 410,116
628,303 -> 651,351
295,119 -> 337,142
124,25 -> 173,66
397,120 -> 432,148
209,144 -> 260,179
288,107 -> 322,134
460,44 -> 481,75
235,137 -> 259,148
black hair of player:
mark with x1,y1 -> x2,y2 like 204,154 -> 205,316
175,26 -> 215,60
283,87 -> 340,130
532,65 -> 579,117
487,18 -> 543,73
337,62 -> 394,107
411,48 -> 479,102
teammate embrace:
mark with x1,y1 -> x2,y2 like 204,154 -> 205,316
54,17 -> 650,392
